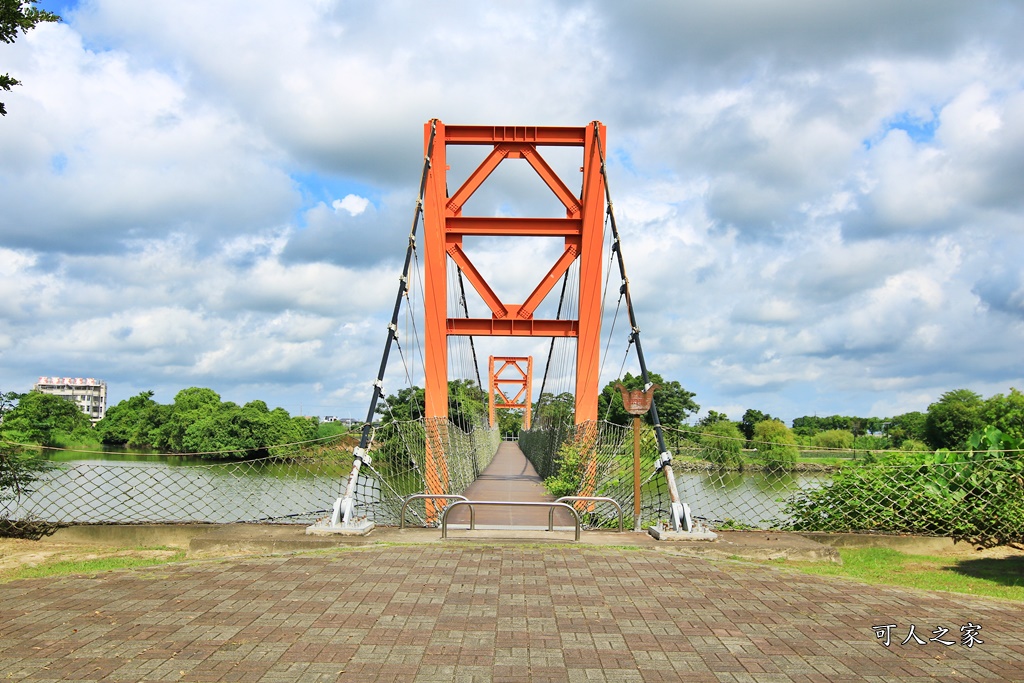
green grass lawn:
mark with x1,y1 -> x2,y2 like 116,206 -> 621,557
764,546 -> 1024,602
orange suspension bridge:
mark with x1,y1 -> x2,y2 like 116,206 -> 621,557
320,120 -> 698,538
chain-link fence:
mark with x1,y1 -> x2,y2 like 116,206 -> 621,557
521,422 -> 1024,545
1,420 -> 500,528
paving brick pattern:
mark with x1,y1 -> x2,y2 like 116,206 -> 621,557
2,545 -> 1023,682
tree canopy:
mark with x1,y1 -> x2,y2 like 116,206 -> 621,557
739,409 -> 773,441
95,388 -> 318,458
597,372 -> 699,428
533,392 -> 575,429
0,390 -> 92,446
751,419 -> 799,470
925,389 -> 985,451
1,0 -> 60,116
376,380 -> 487,431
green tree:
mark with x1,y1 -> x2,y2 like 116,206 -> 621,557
981,388 -> 1024,442
447,379 -> 487,431
0,390 -> 91,446
177,400 -> 317,456
751,419 -> 798,470
925,389 -> 985,450
0,444 -> 50,504
376,380 -> 487,431
811,429 -> 854,450
377,386 -> 424,422
886,411 -> 928,447
95,391 -> 168,448
739,409 -> 772,441
533,392 -> 575,428
0,390 -> 21,416
597,372 -> 699,428
0,390 -> 51,509
791,415 -> 825,437
153,387 -> 224,452
701,420 -> 744,468
1,0 -> 60,116
696,410 -> 731,428
496,409 -> 523,438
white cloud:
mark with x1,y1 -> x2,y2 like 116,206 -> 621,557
0,0 -> 1022,424
332,194 -> 370,216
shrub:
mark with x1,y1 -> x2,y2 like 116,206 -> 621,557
544,442 -> 586,498
783,426 -> 1024,547
899,439 -> 929,453
812,429 -> 854,450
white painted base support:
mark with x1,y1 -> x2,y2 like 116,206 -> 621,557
670,501 -> 693,532
649,519 -> 717,542
304,496 -> 375,536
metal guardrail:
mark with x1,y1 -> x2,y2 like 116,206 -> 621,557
550,496 -> 624,532
399,494 -> 470,530
440,500 -> 581,541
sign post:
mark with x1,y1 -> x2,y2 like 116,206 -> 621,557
615,382 -> 658,531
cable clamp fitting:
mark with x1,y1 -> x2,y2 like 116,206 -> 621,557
655,451 -> 673,472
353,447 -> 372,466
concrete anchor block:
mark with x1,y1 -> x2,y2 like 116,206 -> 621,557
305,517 -> 375,536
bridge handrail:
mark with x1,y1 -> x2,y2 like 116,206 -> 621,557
400,494 -> 471,530
440,500 -> 581,541
550,496 -> 624,532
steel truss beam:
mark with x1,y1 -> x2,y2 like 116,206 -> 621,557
423,120 -> 606,430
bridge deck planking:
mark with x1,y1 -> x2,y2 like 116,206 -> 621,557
444,442 -> 577,527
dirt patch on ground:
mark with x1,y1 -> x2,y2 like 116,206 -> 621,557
935,543 -> 1024,560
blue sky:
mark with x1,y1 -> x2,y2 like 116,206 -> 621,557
2,0 -> 1023,424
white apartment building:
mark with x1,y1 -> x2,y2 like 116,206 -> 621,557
34,377 -> 108,422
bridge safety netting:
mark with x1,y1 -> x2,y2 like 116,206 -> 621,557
520,422 -> 1024,545
5,423 -> 1022,546
0,420 -> 498,528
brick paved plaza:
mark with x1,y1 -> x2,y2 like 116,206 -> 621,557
1,544 -> 1022,682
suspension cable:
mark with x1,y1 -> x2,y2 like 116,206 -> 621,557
593,123 -> 672,461
353,120 -> 438,456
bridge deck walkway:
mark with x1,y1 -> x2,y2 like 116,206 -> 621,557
445,441 -> 576,527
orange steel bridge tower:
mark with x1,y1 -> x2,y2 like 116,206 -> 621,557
419,121 -> 606,520
488,356 -> 533,430
422,121 -> 606,423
